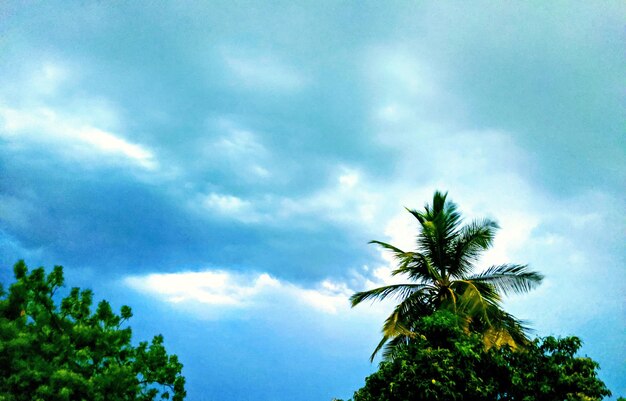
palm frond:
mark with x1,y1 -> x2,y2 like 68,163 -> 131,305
410,191 -> 463,275
380,334 -> 410,361
381,308 -> 413,338
405,206 -> 425,224
481,306 -> 532,348
381,290 -> 433,335
452,280 -> 501,323
432,190 -> 451,213
448,218 -> 499,278
391,253 -> 441,283
370,240 -> 442,282
437,196 -> 462,244
350,283 -> 430,307
467,264 -> 544,296
369,335 -> 390,363
439,286 -> 459,313
370,293 -> 431,361
368,240 -> 410,261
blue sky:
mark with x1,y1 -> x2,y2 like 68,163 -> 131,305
1,1 -> 624,400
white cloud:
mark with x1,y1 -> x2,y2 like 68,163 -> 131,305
124,269 -> 382,318
203,192 -> 249,213
0,60 -> 156,171
189,164 -> 384,228
274,166 -> 383,226
33,62 -> 69,96
0,106 -> 157,170
126,270 -> 280,307
0,60 -> 71,101
373,51 -> 439,98
214,126 -> 266,156
77,127 -> 155,168
339,169 -> 359,188
251,165 -> 270,178
200,192 -> 260,223
202,118 -> 272,180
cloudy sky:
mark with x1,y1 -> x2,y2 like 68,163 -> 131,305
1,2 -> 624,400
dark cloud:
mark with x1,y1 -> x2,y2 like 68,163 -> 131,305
1,150 -> 377,282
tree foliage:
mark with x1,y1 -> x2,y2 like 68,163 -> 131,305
0,260 -> 186,401
339,311 -> 611,401
351,191 -> 544,360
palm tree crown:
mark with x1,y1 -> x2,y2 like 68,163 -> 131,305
351,191 -> 543,361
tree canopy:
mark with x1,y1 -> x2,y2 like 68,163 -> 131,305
339,311 -> 611,401
351,191 -> 544,360
0,260 -> 186,401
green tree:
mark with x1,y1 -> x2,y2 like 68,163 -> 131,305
339,311 -> 611,401
0,260 -> 186,401
351,191 -> 544,360
502,335 -> 612,401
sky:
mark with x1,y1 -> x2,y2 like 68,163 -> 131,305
0,1 -> 624,400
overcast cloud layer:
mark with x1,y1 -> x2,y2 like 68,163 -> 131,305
1,2 -> 624,400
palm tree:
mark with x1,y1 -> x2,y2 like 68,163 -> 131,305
351,191 -> 543,361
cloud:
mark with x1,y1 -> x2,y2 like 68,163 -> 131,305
124,268 -> 379,318
0,60 -> 73,102
213,121 -> 266,156
125,270 -> 278,306
0,60 -> 157,171
187,164 -> 385,231
338,169 -> 359,188
0,106 -> 157,170
1,2 -> 623,397
201,118 -> 272,180
276,166 -> 382,226
200,192 -> 260,223
223,49 -> 307,91
28,62 -> 69,96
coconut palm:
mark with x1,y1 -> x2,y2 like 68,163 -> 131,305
351,191 -> 543,361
